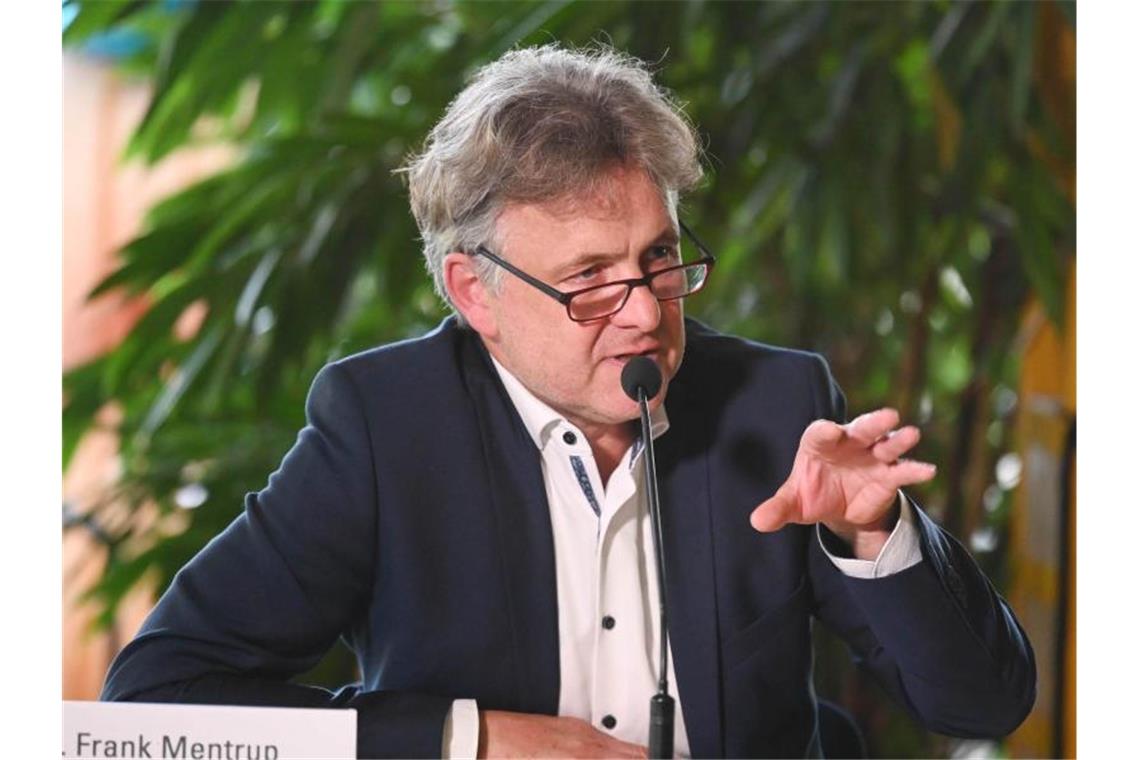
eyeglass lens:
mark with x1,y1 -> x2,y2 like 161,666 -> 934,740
567,262 -> 709,320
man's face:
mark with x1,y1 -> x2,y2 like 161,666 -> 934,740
477,166 -> 686,434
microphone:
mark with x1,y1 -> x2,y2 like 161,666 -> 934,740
621,355 -> 662,401
620,357 -> 673,760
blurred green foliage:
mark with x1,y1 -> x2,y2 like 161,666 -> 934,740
63,1 -> 1074,755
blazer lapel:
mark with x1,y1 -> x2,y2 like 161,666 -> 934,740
658,375 -> 725,758
460,331 -> 561,716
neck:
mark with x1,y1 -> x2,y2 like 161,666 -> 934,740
575,418 -> 638,486
480,341 -> 644,484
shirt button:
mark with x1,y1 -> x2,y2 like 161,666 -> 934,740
562,431 -> 577,445
601,615 -> 616,630
602,715 -> 617,730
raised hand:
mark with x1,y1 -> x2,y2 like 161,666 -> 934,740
749,408 -> 936,559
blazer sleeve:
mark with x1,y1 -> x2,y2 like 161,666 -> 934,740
805,354 -> 1037,738
100,362 -> 452,759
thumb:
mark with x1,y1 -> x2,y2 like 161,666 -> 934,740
750,483 -> 799,532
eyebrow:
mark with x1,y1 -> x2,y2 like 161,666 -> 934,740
551,228 -> 681,281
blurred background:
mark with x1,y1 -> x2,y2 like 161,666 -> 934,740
61,1 -> 1075,757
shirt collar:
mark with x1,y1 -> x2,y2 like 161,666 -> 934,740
489,353 -> 670,451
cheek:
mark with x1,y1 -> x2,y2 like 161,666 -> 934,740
569,328 -> 606,370
517,319 -> 602,383
662,306 -> 685,349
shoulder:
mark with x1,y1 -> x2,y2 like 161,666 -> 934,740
324,316 -> 470,387
677,318 -> 844,422
681,318 -> 833,383
299,317 -> 479,425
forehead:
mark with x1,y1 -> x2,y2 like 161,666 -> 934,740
496,168 -> 676,268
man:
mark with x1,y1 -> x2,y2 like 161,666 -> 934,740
102,45 -> 1035,758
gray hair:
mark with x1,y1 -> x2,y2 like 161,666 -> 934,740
399,44 -> 704,312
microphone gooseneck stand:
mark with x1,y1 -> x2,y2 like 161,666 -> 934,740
620,357 -> 674,759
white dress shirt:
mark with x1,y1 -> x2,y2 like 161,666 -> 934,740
441,358 -> 922,758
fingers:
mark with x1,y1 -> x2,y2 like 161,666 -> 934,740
750,484 -> 799,533
888,459 -> 937,488
872,426 -> 921,463
848,411 -> 929,472
845,407 -> 900,445
801,418 -> 844,450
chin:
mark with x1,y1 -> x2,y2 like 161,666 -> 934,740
583,395 -> 640,426
619,384 -> 667,418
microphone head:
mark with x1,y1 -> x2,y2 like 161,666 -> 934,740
621,355 -> 663,402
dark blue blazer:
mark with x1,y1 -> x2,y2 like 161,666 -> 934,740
102,318 -> 1035,758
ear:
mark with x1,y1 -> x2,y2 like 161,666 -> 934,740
443,252 -> 498,338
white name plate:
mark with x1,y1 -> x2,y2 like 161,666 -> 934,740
63,701 -> 356,759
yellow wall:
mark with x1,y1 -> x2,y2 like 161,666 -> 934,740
1006,264 -> 1075,758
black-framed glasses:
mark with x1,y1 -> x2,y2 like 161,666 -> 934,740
472,220 -> 716,322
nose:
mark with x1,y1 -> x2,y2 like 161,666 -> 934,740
612,282 -> 661,332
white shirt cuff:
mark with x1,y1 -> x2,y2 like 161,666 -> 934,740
442,699 -> 480,759
817,491 -> 922,579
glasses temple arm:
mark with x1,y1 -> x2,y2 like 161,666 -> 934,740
678,220 -> 716,263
